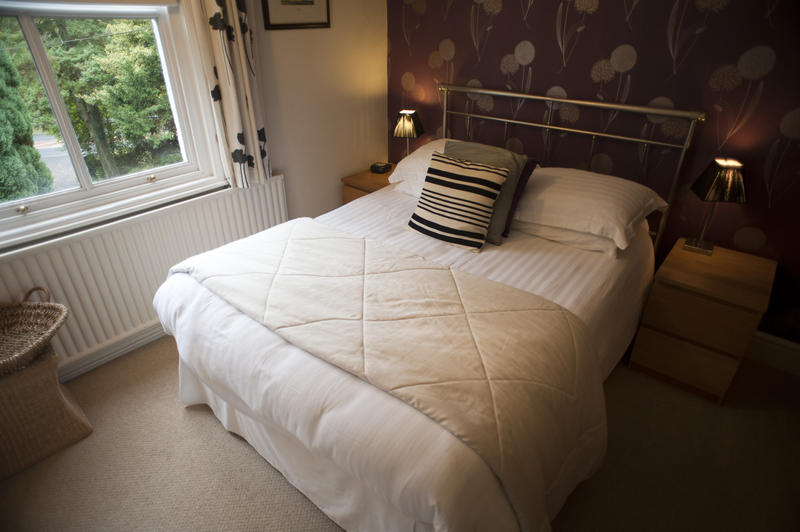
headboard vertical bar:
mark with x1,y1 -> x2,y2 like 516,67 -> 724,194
441,88 -> 449,138
544,105 -> 554,165
639,143 -> 650,180
653,118 -> 700,253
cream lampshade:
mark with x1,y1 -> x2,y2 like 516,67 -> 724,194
393,110 -> 424,157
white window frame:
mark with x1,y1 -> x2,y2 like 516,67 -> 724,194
0,1 -> 227,250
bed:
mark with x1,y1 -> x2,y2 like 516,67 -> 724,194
153,85 -> 704,531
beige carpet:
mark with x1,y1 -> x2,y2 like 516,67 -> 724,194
0,337 -> 339,532
1,336 -> 798,531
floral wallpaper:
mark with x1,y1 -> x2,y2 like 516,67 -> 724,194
387,0 -> 800,340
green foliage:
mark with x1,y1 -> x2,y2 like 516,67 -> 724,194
0,17 -> 57,137
34,17 -> 180,179
96,19 -> 176,151
0,44 -> 52,201
0,15 -> 181,202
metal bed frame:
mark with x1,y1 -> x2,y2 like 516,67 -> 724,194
438,83 -> 705,253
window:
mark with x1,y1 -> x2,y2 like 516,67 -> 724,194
0,2 -> 225,250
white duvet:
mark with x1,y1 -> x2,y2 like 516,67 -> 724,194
154,187 -> 654,531
169,217 -> 606,531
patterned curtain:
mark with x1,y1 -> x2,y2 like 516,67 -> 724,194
191,0 -> 271,187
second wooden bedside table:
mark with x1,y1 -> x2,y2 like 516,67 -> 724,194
630,238 -> 777,401
341,166 -> 394,204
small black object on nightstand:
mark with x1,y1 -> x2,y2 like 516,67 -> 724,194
370,162 -> 392,174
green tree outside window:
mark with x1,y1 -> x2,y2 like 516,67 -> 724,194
0,44 -> 52,202
0,16 -> 182,203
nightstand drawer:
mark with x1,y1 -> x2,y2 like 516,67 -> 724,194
342,185 -> 368,204
642,281 -> 761,358
631,327 -> 739,398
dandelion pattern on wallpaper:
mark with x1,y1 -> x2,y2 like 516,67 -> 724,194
636,97 -> 689,179
763,108 -> 800,208
387,0 -> 799,266
401,71 -> 426,109
591,44 -> 637,134
540,86 -> 580,163
763,0 -> 781,24
439,0 -> 455,21
666,0 -> 728,75
623,0 -> 640,28
708,45 -> 776,158
470,0 -> 502,62
709,45 -> 776,151
500,41 -> 535,119
579,43 -> 637,173
429,38 -> 456,108
555,0 -> 598,72
401,0 -> 427,55
460,78 -> 495,140
521,0 -> 536,26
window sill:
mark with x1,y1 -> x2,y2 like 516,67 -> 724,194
0,176 -> 227,253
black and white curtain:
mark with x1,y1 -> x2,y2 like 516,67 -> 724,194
192,0 -> 271,188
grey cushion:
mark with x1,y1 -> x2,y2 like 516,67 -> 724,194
408,152 -> 508,251
444,141 -> 527,245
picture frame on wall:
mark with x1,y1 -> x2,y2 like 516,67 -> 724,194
263,0 -> 330,30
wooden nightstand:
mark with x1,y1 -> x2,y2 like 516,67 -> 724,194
341,166 -> 394,204
630,238 -> 777,401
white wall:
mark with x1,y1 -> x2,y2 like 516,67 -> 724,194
251,0 -> 387,218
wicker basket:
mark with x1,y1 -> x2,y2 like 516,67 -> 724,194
1,287 -> 92,480
0,299 -> 68,377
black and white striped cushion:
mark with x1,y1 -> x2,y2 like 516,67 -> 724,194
408,152 -> 508,251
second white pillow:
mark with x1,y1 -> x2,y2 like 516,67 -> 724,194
513,167 -> 667,250
511,221 -> 619,256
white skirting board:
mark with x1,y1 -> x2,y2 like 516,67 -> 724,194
746,331 -> 800,377
0,178 -> 287,381
58,322 -> 166,381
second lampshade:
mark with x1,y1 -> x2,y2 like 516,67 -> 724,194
684,157 -> 746,255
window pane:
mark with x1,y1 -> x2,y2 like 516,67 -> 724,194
0,16 -> 79,205
34,17 -> 184,182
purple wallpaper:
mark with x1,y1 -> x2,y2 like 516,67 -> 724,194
387,0 -> 800,340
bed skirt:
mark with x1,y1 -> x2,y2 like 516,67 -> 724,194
180,359 -> 443,531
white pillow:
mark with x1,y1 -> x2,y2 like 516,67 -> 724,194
513,167 -> 667,250
511,221 -> 619,256
391,138 -> 458,197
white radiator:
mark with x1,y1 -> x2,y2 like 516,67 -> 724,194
0,177 -> 287,381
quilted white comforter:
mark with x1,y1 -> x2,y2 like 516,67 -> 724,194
170,218 -> 607,530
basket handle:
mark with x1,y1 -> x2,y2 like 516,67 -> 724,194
23,286 -> 51,302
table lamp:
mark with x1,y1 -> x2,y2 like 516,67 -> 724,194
684,157 -> 746,255
393,110 -> 424,157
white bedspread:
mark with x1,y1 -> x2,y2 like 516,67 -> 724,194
153,187 -> 653,531
319,186 -> 654,378
157,275 -> 523,531
168,218 -> 606,531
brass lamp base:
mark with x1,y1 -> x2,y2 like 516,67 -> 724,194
684,237 -> 714,255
